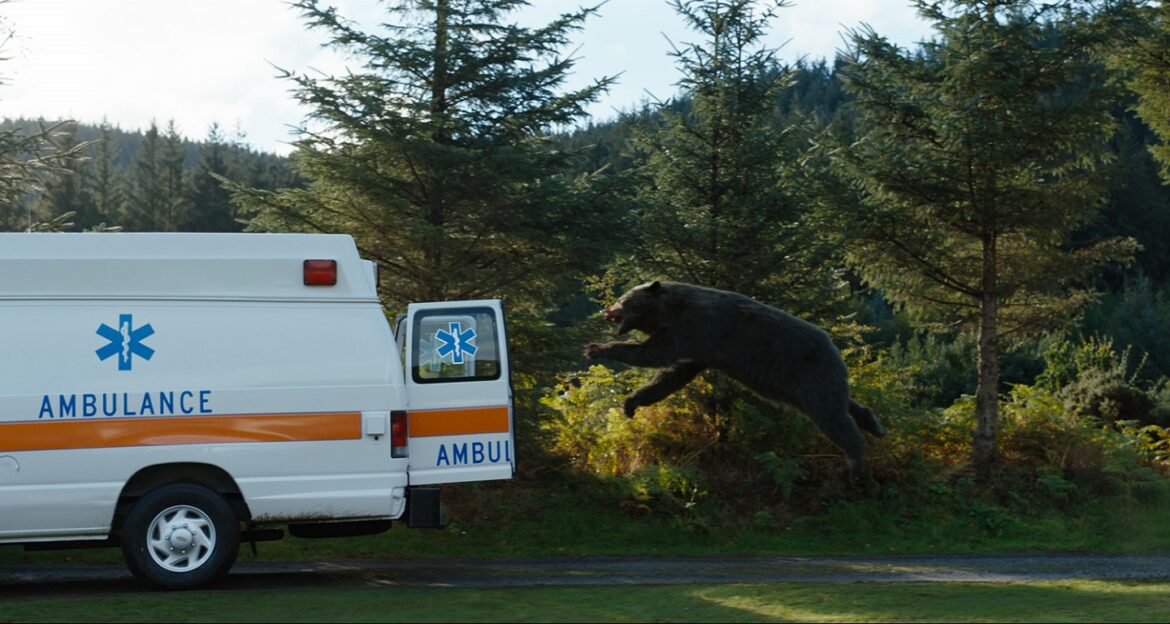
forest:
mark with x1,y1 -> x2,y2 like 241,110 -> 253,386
0,117 -> 297,232
5,0 -> 1170,537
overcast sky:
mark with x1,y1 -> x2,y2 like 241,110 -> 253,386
1,0 -> 933,155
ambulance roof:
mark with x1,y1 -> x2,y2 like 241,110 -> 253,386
0,233 -> 380,302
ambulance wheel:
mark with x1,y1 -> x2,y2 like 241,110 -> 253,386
121,483 -> 240,590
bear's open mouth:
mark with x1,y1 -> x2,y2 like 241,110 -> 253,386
602,307 -> 632,335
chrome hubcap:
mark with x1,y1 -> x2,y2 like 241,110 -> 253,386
146,505 -> 215,573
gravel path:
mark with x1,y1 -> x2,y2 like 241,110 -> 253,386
3,553 -> 1170,593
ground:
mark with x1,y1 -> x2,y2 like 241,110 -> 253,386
3,553 -> 1170,593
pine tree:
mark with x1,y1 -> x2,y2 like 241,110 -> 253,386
86,120 -> 125,230
159,120 -> 189,231
1110,0 -> 1170,182
185,123 -> 238,232
125,121 -> 168,231
35,122 -> 93,228
830,0 -> 1136,481
628,0 -> 839,318
0,120 -> 81,231
234,0 -> 617,316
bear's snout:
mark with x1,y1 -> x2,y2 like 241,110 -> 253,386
603,304 -> 633,333
603,304 -> 638,335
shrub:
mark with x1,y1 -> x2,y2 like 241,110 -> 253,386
879,331 -> 1046,409
1080,276 -> 1170,380
1062,364 -> 1157,425
541,359 -> 862,519
540,364 -> 720,478
1041,335 -> 1164,427
993,383 -> 1105,494
539,330 -> 1170,525
841,335 -> 966,487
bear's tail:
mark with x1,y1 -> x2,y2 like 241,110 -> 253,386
848,399 -> 886,438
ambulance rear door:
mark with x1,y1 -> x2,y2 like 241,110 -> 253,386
403,300 -> 514,484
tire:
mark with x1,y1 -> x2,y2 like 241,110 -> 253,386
120,483 -> 240,590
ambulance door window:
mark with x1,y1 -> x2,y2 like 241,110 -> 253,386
411,307 -> 501,383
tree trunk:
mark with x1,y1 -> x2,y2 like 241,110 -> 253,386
431,0 -> 449,135
425,0 -> 449,297
973,233 -> 999,484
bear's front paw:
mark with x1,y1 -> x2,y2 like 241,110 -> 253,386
623,397 -> 640,418
583,343 -> 605,359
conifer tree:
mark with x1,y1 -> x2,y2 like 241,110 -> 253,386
125,122 -> 168,231
1110,0 -> 1170,182
159,120 -> 189,231
234,0 -> 616,318
86,120 -> 125,229
629,0 -> 839,318
830,0 -> 1135,481
35,122 -> 92,228
186,123 -> 238,232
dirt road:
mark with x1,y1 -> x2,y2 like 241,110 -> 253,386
2,553 -> 1169,595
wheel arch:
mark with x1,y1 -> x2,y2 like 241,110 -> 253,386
113,463 -> 250,535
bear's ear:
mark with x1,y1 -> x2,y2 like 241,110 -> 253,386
648,280 -> 662,293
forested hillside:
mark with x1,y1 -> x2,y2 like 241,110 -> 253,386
6,0 -> 1170,536
0,118 -> 298,232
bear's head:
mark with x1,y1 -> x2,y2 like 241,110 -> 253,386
603,280 -> 665,335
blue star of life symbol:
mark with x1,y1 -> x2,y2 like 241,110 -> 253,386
435,321 -> 477,365
95,314 -> 155,371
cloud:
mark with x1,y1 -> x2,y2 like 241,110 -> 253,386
1,0 -> 929,154
3,0 -> 332,153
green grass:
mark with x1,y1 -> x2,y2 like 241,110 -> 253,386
311,497 -> 1168,561
2,581 -> 1169,622
4,479 -> 1170,623
3,481 -> 1170,568
238,481 -> 1170,560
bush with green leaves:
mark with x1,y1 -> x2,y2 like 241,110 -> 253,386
541,360 -> 869,520
540,365 -> 719,519
1081,277 -> 1170,381
941,381 -> 1164,503
843,333 -> 1170,503
539,328 -> 1170,527
1033,333 -> 1170,478
878,331 -> 1048,410
1061,361 -> 1158,426
1038,335 -> 1164,427
541,326 -> 951,516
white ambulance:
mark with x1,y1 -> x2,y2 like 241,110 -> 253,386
0,233 -> 514,589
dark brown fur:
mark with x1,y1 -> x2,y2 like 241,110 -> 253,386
584,281 -> 885,471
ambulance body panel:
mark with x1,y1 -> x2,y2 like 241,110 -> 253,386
0,233 -> 513,588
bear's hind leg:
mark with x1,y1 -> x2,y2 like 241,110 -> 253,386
800,393 -> 867,472
848,398 -> 886,437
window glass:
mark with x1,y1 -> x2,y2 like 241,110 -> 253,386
412,307 -> 500,383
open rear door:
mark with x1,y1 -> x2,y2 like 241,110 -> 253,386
403,300 -> 514,485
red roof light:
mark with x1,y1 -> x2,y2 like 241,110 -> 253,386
303,259 -> 337,286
